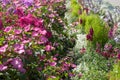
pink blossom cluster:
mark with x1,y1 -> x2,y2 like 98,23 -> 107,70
0,0 -> 76,79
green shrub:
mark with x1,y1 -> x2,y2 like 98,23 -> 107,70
108,60 -> 120,80
80,14 -> 110,47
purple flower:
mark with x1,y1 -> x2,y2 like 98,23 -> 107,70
0,64 -> 8,71
11,58 -> 26,73
23,0 -> 34,7
2,0 -> 10,5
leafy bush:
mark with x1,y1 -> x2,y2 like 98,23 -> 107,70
108,60 -> 120,80
0,0 -> 76,80
80,13 -> 110,47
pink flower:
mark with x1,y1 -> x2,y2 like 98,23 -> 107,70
32,31 -> 39,37
45,45 -> 54,52
0,44 -> 8,53
52,57 -> 57,61
14,44 -> 25,54
22,39 -> 30,44
32,27 -> 40,31
14,29 -> 22,34
49,62 -> 57,67
39,29 -> 47,35
24,25 -> 30,32
39,36 -> 48,44
4,26 -> 13,32
70,64 -> 76,68
0,64 -> 8,71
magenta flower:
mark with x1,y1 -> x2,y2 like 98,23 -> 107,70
39,29 -> 47,36
22,39 -> 30,44
14,29 -> 22,34
4,26 -> 13,32
40,36 -> 48,44
24,25 -> 30,32
49,62 -> 57,67
45,45 -> 54,52
0,44 -> 8,53
14,44 -> 25,54
32,31 -> 39,37
0,64 -> 8,71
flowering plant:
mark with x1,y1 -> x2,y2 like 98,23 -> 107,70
0,0 -> 76,80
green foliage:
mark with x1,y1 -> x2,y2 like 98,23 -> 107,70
70,0 -> 81,17
108,60 -> 120,80
72,49 -> 114,80
65,0 -> 81,24
80,14 -> 109,47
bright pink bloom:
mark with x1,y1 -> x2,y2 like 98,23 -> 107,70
0,44 -> 8,53
22,39 -> 30,44
0,64 -> 8,71
24,25 -> 30,32
45,45 -> 54,52
49,62 -> 57,67
4,26 -> 13,32
32,31 -> 39,37
14,29 -> 22,34
14,44 -> 25,54
40,36 -> 48,44
39,29 -> 47,35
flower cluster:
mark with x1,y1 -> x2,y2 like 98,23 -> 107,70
0,0 -> 75,79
